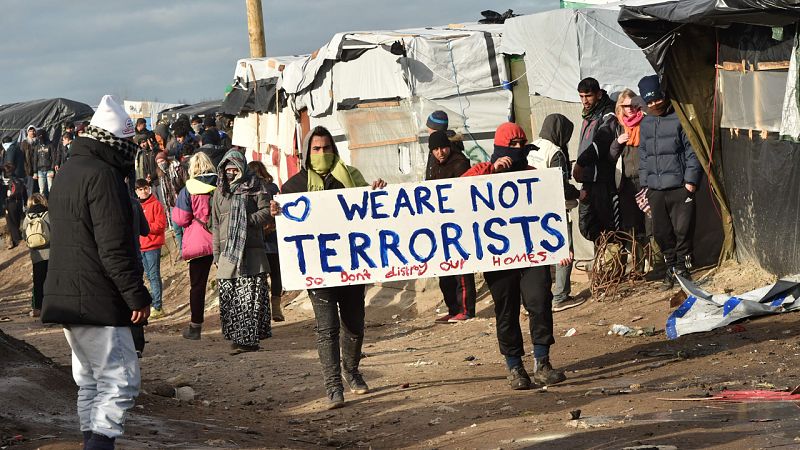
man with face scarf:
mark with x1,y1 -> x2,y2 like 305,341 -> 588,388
211,149 -> 274,353
462,122 -> 572,390
271,126 -> 386,410
529,114 -> 584,312
42,95 -> 151,450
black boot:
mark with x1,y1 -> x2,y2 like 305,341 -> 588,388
533,357 -> 566,386
508,365 -> 532,390
660,267 -> 675,291
675,255 -> 692,281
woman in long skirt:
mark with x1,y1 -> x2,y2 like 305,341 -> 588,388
212,149 -> 273,353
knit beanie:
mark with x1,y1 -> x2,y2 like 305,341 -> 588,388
638,75 -> 663,104
426,110 -> 448,131
428,130 -> 451,150
90,95 -> 135,138
493,122 -> 527,147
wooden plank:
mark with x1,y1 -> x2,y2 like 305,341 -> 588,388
355,101 -> 401,109
718,61 -> 790,71
349,136 -> 417,150
755,61 -> 790,70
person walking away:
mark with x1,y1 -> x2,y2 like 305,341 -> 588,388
248,161 -> 285,322
572,78 -> 620,242
42,95 -> 151,450
610,90 -> 651,275
21,193 -> 50,317
637,75 -> 702,290
172,152 -> 217,340
463,122 -> 572,390
3,163 -> 26,249
425,130 -> 477,323
528,114 -> 584,312
136,179 -> 166,318
33,129 -> 55,198
212,150 -> 273,353
271,126 -> 387,409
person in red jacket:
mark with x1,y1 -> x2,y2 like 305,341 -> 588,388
136,178 -> 167,317
462,122 -> 572,390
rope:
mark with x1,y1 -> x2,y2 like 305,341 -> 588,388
576,10 -> 666,52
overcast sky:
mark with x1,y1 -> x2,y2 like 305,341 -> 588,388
0,1 -> 558,106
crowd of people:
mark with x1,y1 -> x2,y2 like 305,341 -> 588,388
0,72 -> 702,449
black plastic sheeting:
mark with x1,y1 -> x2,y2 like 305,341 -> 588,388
0,98 -> 94,141
220,78 -> 284,116
719,23 -> 795,64
720,131 -> 800,276
158,100 -> 222,123
690,170 -> 726,270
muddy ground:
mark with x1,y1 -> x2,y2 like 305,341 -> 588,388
2,226 -> 800,449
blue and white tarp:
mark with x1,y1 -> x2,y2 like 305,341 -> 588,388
666,276 -> 800,339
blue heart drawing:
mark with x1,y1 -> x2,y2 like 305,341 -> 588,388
282,196 -> 311,222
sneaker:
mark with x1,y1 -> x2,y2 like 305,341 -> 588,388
660,269 -> 675,291
533,357 -> 566,386
507,366 -> 532,390
344,372 -> 370,394
149,308 -> 164,320
434,314 -> 453,323
552,296 -> 586,312
327,389 -> 345,409
182,325 -> 201,340
447,313 -> 471,323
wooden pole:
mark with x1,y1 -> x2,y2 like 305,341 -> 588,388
246,0 -> 266,58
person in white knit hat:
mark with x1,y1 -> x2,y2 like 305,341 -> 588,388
42,95 -> 151,450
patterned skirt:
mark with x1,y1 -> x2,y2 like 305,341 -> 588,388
218,273 -> 271,347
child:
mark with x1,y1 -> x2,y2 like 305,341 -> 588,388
135,178 -> 167,318
4,163 -> 26,249
21,193 -> 50,317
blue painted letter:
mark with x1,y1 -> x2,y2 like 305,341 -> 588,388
348,232 -> 377,270
318,233 -> 343,273
540,212 -> 566,252
283,234 -> 314,274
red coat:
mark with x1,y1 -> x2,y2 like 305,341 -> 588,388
461,162 -> 535,177
140,194 -> 166,251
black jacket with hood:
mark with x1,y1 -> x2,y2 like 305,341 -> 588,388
638,105 -> 702,190
575,92 -> 616,184
42,136 -> 151,326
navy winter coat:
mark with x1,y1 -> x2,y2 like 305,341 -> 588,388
638,107 -> 702,190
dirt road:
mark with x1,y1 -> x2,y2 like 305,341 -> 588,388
2,240 -> 800,449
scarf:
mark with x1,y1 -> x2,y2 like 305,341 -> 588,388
619,110 -> 643,147
83,124 -> 138,165
218,150 -> 266,270
306,155 -> 366,191
490,145 -> 531,172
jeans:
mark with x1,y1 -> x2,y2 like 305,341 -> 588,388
63,325 -> 141,439
484,266 -> 554,358
37,170 -> 54,198
25,175 -> 37,201
172,222 -> 183,258
553,219 -> 574,303
140,249 -> 162,310
309,285 -> 366,393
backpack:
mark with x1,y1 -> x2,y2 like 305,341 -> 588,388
25,212 -> 50,249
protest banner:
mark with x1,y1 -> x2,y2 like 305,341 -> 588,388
275,167 -> 570,290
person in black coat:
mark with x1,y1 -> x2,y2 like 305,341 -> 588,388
41,95 -> 151,450
425,130 -> 477,323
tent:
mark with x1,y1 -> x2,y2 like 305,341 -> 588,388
619,0 -> 800,276
226,23 -> 512,186
0,98 -> 94,142
124,100 -> 184,129
502,3 -> 724,268
157,100 -> 222,123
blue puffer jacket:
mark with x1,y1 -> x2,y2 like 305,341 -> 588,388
638,107 -> 702,190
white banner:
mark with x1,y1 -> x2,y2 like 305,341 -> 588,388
275,168 -> 570,290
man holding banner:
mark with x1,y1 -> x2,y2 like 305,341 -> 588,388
271,126 -> 386,410
462,122 -> 571,390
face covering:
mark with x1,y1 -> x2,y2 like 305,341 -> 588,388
192,124 -> 202,134
225,171 -> 238,182
310,153 -> 335,174
491,145 -> 531,171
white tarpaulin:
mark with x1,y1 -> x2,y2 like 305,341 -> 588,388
503,8 -> 654,103
666,276 -> 800,339
275,168 -> 570,290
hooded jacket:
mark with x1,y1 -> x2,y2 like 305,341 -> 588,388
197,143 -> 227,168
139,194 -> 166,252
172,174 -> 217,260
281,127 -> 369,195
211,151 -> 272,279
42,136 -> 152,326
529,114 -> 581,205
638,105 -> 702,190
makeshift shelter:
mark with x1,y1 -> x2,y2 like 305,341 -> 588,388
225,24 -> 512,186
0,98 -> 93,142
157,100 -> 222,124
619,0 -> 800,276
124,100 -> 184,129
